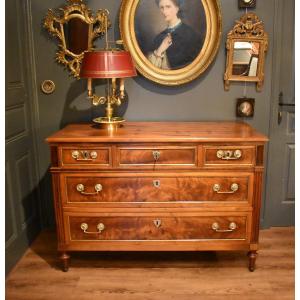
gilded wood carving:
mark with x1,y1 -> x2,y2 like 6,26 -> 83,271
119,0 -> 222,86
44,0 -> 111,78
224,13 -> 268,91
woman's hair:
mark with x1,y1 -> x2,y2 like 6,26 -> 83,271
155,0 -> 185,18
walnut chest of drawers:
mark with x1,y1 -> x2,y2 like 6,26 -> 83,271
46,122 -> 268,271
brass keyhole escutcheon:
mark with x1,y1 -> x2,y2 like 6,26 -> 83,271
153,180 -> 161,188
82,151 -> 89,159
153,219 -> 162,228
152,151 -> 160,161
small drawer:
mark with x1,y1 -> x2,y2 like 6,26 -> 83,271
117,146 -> 197,169
62,173 -> 252,205
60,147 -> 111,167
66,214 -> 248,241
203,146 -> 255,167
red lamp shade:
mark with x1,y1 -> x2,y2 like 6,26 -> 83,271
80,50 -> 137,79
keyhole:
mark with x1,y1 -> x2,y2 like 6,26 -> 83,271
153,180 -> 161,188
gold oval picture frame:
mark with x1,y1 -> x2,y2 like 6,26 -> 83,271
120,0 -> 222,86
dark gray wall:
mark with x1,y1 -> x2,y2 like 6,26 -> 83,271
34,0 -> 274,125
29,0 -> 276,227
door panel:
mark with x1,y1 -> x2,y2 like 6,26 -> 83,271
284,144 -> 295,202
5,105 -> 27,139
265,0 -> 295,226
5,0 -> 41,275
5,162 -> 17,246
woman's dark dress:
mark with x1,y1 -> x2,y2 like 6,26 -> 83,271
151,23 -> 204,69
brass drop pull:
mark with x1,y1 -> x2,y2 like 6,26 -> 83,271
80,223 -> 105,234
213,183 -> 239,194
212,222 -> 237,232
72,150 -> 98,161
216,150 -> 242,160
152,150 -> 160,161
153,219 -> 162,228
76,183 -> 102,195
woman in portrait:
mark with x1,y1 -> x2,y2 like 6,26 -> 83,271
148,0 -> 204,70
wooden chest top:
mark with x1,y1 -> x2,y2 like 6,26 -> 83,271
46,122 -> 268,143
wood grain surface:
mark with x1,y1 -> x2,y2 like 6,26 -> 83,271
46,122 -> 269,143
117,146 -> 196,167
46,122 -> 268,271
61,147 -> 111,167
68,215 -> 247,241
203,145 -> 255,166
62,173 -> 251,204
5,227 -> 294,300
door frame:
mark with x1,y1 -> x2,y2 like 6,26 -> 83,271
264,0 -> 295,227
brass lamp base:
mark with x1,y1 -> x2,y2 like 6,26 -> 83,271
93,116 -> 125,130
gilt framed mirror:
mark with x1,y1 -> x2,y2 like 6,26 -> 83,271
224,13 -> 268,91
44,0 -> 111,78
119,0 -> 222,86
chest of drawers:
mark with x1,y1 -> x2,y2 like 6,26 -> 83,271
46,122 -> 268,272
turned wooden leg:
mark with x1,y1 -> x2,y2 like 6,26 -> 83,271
248,251 -> 257,272
60,252 -> 70,272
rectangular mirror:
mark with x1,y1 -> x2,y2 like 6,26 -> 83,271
232,42 -> 260,76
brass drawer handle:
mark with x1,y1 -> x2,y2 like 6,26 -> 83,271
212,222 -> 237,232
76,183 -> 102,195
153,180 -> 161,188
213,183 -> 239,194
153,219 -> 162,228
152,150 -> 160,161
72,150 -> 98,161
216,150 -> 242,160
80,222 -> 105,234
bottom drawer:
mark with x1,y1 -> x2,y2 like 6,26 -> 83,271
65,213 -> 249,242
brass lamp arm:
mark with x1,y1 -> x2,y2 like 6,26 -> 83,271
110,95 -> 122,106
88,93 -> 123,107
88,94 -> 107,106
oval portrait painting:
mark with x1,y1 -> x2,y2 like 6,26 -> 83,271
135,0 -> 206,70
120,0 -> 222,85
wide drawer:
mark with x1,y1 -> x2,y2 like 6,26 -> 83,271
116,146 -> 197,169
59,146 -> 111,167
203,145 -> 255,167
61,173 -> 253,204
66,213 -> 249,241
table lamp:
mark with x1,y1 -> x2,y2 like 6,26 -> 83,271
79,13 -> 137,129
80,50 -> 136,129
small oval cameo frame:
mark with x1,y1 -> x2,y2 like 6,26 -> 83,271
236,98 -> 255,117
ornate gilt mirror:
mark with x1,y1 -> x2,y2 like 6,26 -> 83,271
44,0 -> 111,78
224,13 -> 268,91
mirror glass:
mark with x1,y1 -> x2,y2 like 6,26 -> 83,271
63,18 -> 90,55
232,41 -> 260,76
